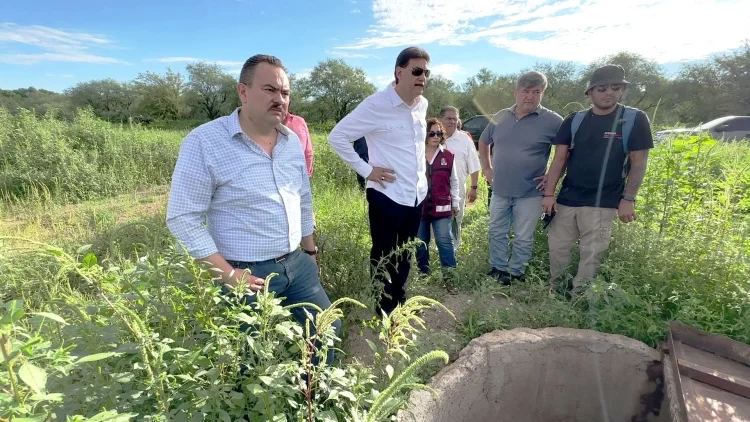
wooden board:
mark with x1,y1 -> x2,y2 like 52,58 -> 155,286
665,322 -> 750,421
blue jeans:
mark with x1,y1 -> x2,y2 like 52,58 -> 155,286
488,195 -> 542,276
225,249 -> 341,365
416,216 -> 457,273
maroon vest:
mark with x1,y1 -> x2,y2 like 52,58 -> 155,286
423,147 -> 455,218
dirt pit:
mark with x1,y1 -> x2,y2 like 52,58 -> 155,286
397,327 -> 668,422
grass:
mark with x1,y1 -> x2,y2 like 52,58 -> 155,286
1,108 -> 750,420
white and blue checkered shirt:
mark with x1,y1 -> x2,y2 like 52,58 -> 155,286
166,108 -> 314,262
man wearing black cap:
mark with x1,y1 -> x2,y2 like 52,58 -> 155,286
541,64 -> 654,296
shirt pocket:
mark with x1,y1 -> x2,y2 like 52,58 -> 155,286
385,122 -> 412,144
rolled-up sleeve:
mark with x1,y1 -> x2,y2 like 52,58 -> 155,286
328,100 -> 377,178
300,163 -> 314,237
166,132 -> 218,259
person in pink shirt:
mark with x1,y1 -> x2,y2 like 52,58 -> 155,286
282,100 -> 314,178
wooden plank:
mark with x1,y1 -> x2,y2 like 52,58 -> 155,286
667,327 -> 693,422
677,358 -> 750,399
669,321 -> 750,366
670,333 -> 712,421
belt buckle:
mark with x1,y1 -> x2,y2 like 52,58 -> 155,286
274,253 -> 288,263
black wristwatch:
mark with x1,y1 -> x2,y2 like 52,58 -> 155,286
621,194 -> 636,202
471,185 -> 478,190
304,246 -> 318,256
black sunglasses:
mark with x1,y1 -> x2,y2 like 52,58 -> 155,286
412,67 -> 431,78
428,130 -> 443,138
595,84 -> 623,93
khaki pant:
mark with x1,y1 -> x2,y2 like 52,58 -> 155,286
453,195 -> 466,251
548,204 -> 617,289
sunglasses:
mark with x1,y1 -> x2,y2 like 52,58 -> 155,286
412,67 -> 431,78
428,130 -> 443,138
595,84 -> 624,93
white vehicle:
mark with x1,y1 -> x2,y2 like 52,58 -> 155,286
655,116 -> 750,142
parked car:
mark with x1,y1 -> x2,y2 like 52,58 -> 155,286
655,116 -> 750,142
461,114 -> 490,149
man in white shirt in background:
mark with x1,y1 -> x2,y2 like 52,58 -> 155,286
327,46 -> 431,316
440,106 -> 481,251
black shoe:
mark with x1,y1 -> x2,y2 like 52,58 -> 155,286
498,271 -> 511,285
489,268 -> 511,285
510,274 -> 526,283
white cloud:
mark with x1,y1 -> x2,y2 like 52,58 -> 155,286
295,68 -> 313,79
336,0 -> 750,63
430,63 -> 465,81
328,51 -> 381,59
145,57 -> 244,67
0,23 -> 126,65
351,8 -> 361,13
374,74 -> 393,87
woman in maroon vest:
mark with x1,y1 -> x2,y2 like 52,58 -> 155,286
416,118 -> 460,276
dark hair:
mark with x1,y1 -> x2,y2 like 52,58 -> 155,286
425,117 -> 446,145
239,54 -> 284,86
439,106 -> 459,118
394,46 -> 430,84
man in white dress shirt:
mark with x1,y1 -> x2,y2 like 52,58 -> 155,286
439,106 -> 481,251
327,46 -> 431,316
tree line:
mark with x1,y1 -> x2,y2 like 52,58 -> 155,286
1,43 -> 748,129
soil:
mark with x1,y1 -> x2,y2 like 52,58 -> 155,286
341,286 -> 510,366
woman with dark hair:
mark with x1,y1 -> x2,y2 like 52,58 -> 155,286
416,118 -> 460,279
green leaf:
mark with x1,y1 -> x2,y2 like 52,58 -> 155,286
30,392 -> 64,402
247,383 -> 265,395
77,352 -> 121,364
0,299 -> 25,326
77,244 -> 92,254
13,416 -> 48,422
339,390 -> 356,401
365,339 -> 378,354
31,312 -> 68,325
86,410 -> 138,421
319,410 -> 338,422
258,375 -> 274,386
82,252 -> 98,268
111,372 -> 134,383
18,362 -> 47,394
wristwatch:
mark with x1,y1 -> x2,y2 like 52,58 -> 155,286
621,194 -> 636,202
471,185 -> 478,189
304,246 -> 318,256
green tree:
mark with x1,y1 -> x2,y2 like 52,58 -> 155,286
133,68 -> 187,120
302,59 -> 376,122
65,79 -> 136,122
185,62 -> 238,120
424,75 -> 459,118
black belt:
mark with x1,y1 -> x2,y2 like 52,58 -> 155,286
229,250 -> 297,267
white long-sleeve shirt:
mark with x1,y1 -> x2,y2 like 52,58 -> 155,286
428,145 -> 460,209
328,83 -> 428,207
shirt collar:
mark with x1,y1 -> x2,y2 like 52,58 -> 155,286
510,104 -> 543,116
229,107 -> 291,138
388,82 -> 423,108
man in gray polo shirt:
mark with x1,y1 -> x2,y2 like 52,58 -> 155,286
479,71 -> 563,284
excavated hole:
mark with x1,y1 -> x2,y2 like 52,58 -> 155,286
398,327 -> 670,422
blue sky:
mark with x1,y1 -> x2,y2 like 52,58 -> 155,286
1,0 -> 748,93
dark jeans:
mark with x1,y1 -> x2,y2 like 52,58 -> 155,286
416,216 -> 457,273
225,249 -> 341,365
366,188 -> 422,315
